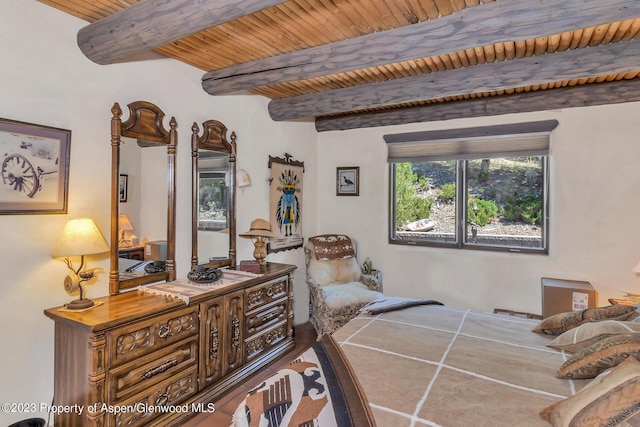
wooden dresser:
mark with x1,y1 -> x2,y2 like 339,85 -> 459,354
44,263 -> 296,427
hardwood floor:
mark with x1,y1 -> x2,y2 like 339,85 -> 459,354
182,321 -> 317,427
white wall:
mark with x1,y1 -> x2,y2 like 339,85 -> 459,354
317,106 -> 640,315
0,1 -> 317,424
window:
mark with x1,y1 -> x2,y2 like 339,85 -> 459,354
386,121 -> 558,253
198,170 -> 228,230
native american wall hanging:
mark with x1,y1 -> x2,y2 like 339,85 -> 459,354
268,153 -> 304,253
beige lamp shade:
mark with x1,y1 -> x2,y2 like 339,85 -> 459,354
118,214 -> 134,231
634,260 -> 640,273
52,218 -> 110,257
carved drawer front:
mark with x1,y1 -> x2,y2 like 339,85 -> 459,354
225,291 -> 245,375
245,276 -> 289,311
108,365 -> 198,427
108,305 -> 198,366
109,336 -> 198,402
199,298 -> 225,388
244,321 -> 290,362
245,299 -> 289,337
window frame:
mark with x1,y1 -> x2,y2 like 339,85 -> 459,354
386,121 -> 556,254
389,157 -> 549,253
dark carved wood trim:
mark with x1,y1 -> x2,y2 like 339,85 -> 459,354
193,120 -> 234,154
110,101 -> 177,294
77,0 -> 287,65
315,78 -> 640,132
191,121 -> 237,270
202,0 -> 640,95
268,153 -> 305,172
269,39 -> 640,121
121,101 -> 171,144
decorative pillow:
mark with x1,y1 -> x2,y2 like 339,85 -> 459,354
625,304 -> 640,322
547,320 -> 640,352
532,305 -> 637,335
556,334 -> 640,379
307,256 -> 362,286
540,357 -> 640,427
309,234 -> 356,260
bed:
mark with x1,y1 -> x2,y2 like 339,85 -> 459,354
232,302 -> 640,427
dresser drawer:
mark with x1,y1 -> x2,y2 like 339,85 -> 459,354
108,305 -> 198,366
109,336 -> 198,402
109,365 -> 198,427
244,321 -> 290,362
245,299 -> 289,337
245,276 -> 289,311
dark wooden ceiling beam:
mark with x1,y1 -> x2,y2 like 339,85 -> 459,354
201,0 -> 640,95
315,78 -> 640,132
77,0 -> 287,65
268,39 -> 640,121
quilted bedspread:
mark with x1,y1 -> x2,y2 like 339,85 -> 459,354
331,305 -> 592,427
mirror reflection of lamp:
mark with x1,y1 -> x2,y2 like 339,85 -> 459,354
52,218 -> 109,310
239,218 -> 276,266
118,214 -> 134,248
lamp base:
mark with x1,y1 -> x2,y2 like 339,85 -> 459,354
253,239 -> 267,266
65,298 -> 95,310
118,239 -> 133,249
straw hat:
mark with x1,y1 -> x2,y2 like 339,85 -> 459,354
239,218 -> 276,238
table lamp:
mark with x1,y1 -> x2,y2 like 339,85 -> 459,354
52,218 -> 110,310
239,218 -> 276,266
118,214 -> 134,248
634,261 -> 640,274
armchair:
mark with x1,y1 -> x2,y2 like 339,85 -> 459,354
305,234 -> 383,336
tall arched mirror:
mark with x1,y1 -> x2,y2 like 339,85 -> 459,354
109,101 -> 177,294
191,120 -> 236,270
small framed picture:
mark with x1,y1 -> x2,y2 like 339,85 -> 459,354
119,174 -> 128,202
336,166 -> 359,196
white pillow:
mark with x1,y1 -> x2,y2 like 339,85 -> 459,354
307,256 -> 361,286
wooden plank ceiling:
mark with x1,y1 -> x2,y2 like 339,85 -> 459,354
38,0 -> 640,131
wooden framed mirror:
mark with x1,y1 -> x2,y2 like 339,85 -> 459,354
109,101 -> 177,294
191,120 -> 236,270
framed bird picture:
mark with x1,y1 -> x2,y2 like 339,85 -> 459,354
336,166 -> 359,196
